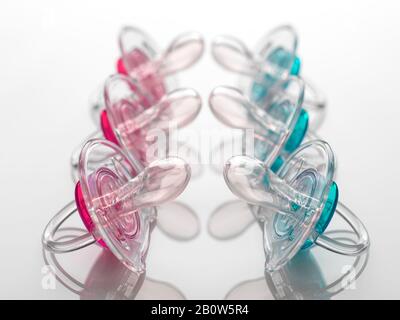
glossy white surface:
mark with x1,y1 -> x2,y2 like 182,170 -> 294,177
0,0 -> 399,299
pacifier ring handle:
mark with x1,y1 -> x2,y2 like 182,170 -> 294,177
42,200 -> 95,253
315,201 -> 370,256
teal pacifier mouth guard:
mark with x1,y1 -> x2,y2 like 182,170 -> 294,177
224,140 -> 368,273
284,109 -> 309,153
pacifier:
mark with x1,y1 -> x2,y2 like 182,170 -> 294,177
209,76 -> 307,172
264,231 -> 369,300
91,26 -> 204,119
211,25 -> 325,116
43,139 -> 191,273
223,140 -> 369,272
72,74 -> 201,181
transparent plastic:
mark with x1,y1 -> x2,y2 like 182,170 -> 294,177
90,26 -> 204,118
209,76 -> 305,168
223,140 -> 369,271
43,139 -> 191,273
71,74 -> 201,179
211,25 -> 325,115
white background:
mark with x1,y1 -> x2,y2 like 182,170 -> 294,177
0,0 -> 400,299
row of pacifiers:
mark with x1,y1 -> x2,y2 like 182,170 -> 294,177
43,25 -> 370,274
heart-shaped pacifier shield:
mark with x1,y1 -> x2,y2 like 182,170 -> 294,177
224,140 -> 337,272
117,26 -> 204,106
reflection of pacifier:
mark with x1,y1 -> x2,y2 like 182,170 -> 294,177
43,139 -> 191,273
224,140 -> 369,272
91,26 -> 204,119
43,244 -> 185,300
225,233 -> 369,300
72,74 -> 201,181
211,25 -> 325,127
209,76 -> 307,172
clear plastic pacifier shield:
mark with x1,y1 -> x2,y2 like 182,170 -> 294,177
224,140 -> 336,272
76,140 -> 155,272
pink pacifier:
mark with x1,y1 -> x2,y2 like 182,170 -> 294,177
43,139 -> 191,273
223,140 -> 369,272
91,26 -> 204,119
211,25 -> 325,130
72,74 -> 201,181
